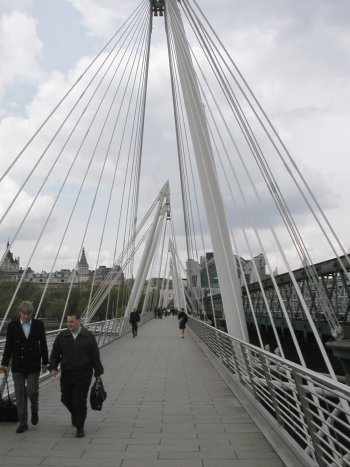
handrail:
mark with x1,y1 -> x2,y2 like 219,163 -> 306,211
188,316 -> 350,467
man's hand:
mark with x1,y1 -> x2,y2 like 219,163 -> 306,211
0,366 -> 7,373
42,365 -> 48,374
50,370 -> 58,377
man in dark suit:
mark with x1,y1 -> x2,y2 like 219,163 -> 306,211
0,301 -> 49,433
49,311 -> 104,438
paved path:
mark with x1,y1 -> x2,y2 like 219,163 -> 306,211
0,317 -> 287,467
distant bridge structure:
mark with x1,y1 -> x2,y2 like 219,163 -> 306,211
244,255 -> 350,338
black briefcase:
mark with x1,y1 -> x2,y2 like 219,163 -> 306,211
90,377 -> 107,411
0,372 -> 18,422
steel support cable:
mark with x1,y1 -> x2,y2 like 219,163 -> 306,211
206,112 -> 277,351
191,55 -> 295,355
177,3 -> 340,371
0,0 -> 146,186
129,7 -> 153,275
170,51 -> 202,265
182,4 -> 343,341
190,0 -> 350,276
182,2 -> 311,266
171,222 -> 187,310
84,201 -> 158,317
159,249 -> 170,309
85,14 -> 151,315
172,236 -> 201,313
190,42 -> 336,359
182,4 -> 340,337
119,91 -> 146,282
167,0 -> 245,336
166,9 -> 202,263
125,50 -> 152,278
143,218 -> 167,313
0,4 -> 149,282
0,3 -> 148,233
201,91 -> 270,349
193,63 -> 316,367
168,6 -> 219,318
119,29 -> 152,283
174,2 -> 316,352
51,17 -> 151,327
170,23 -> 250,324
185,8 -> 342,343
167,29 -> 214,320
182,3 -> 310,265
0,39 -> 137,330
83,198 -> 159,317
169,3 -> 239,330
203,72 -> 338,377
169,215 -> 187,310
108,4 -> 152,283
83,224 -> 153,322
83,15 -> 151,316
167,31 -> 216,322
165,22 -> 192,256
166,30 -> 199,262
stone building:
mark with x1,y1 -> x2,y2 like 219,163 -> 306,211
0,242 -> 20,281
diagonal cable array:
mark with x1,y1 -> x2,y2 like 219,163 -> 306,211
164,0 -> 349,375
0,0 -> 155,330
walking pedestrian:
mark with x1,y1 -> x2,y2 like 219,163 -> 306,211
49,312 -> 104,438
129,308 -> 140,337
177,308 -> 188,338
0,301 -> 48,433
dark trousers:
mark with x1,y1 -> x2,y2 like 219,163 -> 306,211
12,372 -> 40,425
131,322 -> 138,337
60,370 -> 92,429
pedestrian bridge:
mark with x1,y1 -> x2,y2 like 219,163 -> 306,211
1,316 -> 303,467
2,316 -> 350,467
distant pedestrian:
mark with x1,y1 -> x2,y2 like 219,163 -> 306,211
49,312 -> 104,438
129,308 -> 140,337
0,301 -> 48,433
177,308 -> 188,338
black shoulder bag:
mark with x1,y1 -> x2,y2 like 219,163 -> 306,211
90,376 -> 107,411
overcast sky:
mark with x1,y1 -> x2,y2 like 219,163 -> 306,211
0,0 -> 350,274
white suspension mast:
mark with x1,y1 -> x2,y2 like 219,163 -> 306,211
165,0 -> 248,339
124,181 -> 170,317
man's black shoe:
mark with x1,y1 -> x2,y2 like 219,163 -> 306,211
16,423 -> 28,434
31,412 -> 39,425
76,427 -> 85,438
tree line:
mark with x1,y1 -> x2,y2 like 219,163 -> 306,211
0,280 -> 138,324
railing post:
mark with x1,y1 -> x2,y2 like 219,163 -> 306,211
260,355 -> 284,426
292,370 -> 324,467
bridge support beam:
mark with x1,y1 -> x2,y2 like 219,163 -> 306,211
166,0 -> 248,340
124,182 -> 169,318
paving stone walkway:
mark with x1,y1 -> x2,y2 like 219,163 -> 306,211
0,317 -> 287,467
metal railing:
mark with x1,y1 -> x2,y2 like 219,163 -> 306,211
0,312 -> 153,396
188,316 -> 350,467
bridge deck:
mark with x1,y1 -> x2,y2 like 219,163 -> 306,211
0,317 -> 288,467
